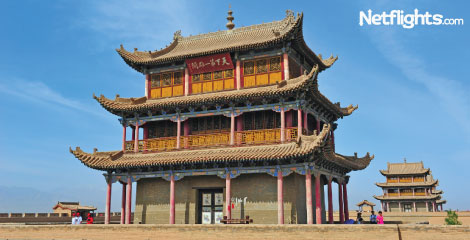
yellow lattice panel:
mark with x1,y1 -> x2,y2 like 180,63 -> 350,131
162,87 -> 172,98
173,85 -> 183,96
224,79 -> 234,90
256,74 -> 269,86
213,80 -> 224,92
125,141 -> 134,151
192,83 -> 202,94
244,76 -> 256,88
269,72 -> 282,84
202,82 -> 213,93
287,128 -> 298,140
151,89 -> 161,99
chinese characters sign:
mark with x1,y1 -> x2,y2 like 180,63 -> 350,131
186,53 -> 234,75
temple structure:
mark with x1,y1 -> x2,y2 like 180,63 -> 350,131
52,202 -> 96,217
374,160 -> 446,212
70,9 -> 373,224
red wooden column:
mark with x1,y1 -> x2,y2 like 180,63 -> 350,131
297,109 -> 302,136
440,204 -> 443,212
104,177 -> 112,225
277,169 -> 284,224
236,60 -> 241,90
343,182 -> 349,220
134,123 -> 139,153
125,177 -> 132,224
236,115 -> 243,145
338,181 -> 344,223
226,173 -> 232,220
327,177 -> 333,224
230,112 -> 235,145
305,169 -> 313,224
183,121 -> 190,149
432,201 -> 436,212
176,117 -> 181,149
280,108 -> 285,143
283,52 -> 289,80
170,175 -> 175,224
122,125 -> 127,151
303,112 -> 308,134
413,202 -> 417,212
387,202 -> 390,212
120,183 -> 126,224
426,202 -> 429,212
184,68 -> 189,96
315,173 -> 322,224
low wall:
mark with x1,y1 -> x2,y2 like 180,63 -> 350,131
0,224 -> 469,240
339,211 -> 470,225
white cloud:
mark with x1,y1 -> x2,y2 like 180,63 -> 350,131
0,79 -> 102,117
366,28 -> 470,138
80,0 -> 202,50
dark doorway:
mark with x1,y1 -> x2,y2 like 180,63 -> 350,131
198,189 -> 223,224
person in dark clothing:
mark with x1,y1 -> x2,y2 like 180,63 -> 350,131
370,211 -> 377,224
356,212 -> 363,224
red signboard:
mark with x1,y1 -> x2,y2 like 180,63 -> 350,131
185,53 -> 234,75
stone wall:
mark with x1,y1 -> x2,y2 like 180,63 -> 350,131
134,173 -> 325,224
1,224 -> 469,240
338,211 -> 470,225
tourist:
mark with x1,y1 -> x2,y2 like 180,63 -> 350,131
76,212 -> 82,224
370,211 -> 377,224
86,213 -> 94,224
355,212 -> 363,224
377,211 -> 384,224
71,212 -> 77,225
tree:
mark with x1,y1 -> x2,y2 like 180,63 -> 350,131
445,210 -> 462,225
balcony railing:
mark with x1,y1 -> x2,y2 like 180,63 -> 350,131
125,127 -> 298,153
387,179 -> 398,183
400,192 -> 413,196
414,178 -> 425,182
399,178 -> 412,183
414,192 -> 426,196
387,192 -> 399,197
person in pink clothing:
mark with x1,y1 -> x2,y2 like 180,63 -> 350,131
377,211 -> 384,224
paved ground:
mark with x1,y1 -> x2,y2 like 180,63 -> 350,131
0,224 -> 469,240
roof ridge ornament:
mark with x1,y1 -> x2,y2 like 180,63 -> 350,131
226,5 -> 235,30
173,30 -> 182,41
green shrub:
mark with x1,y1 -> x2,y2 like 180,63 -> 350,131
445,210 -> 462,225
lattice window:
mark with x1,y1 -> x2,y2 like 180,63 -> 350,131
149,71 -> 184,99
243,62 -> 255,75
243,56 -> 282,88
191,68 -> 235,94
270,57 -> 281,71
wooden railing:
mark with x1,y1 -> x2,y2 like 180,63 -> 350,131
184,132 -> 230,148
236,128 -> 281,145
125,127 -> 298,153
414,192 -> 426,196
414,177 -> 425,182
387,192 -> 399,197
387,179 -> 398,183
399,178 -> 412,183
400,192 -> 413,196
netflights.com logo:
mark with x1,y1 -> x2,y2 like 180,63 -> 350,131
359,9 -> 464,29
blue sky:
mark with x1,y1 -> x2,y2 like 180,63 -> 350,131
0,0 -> 468,213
